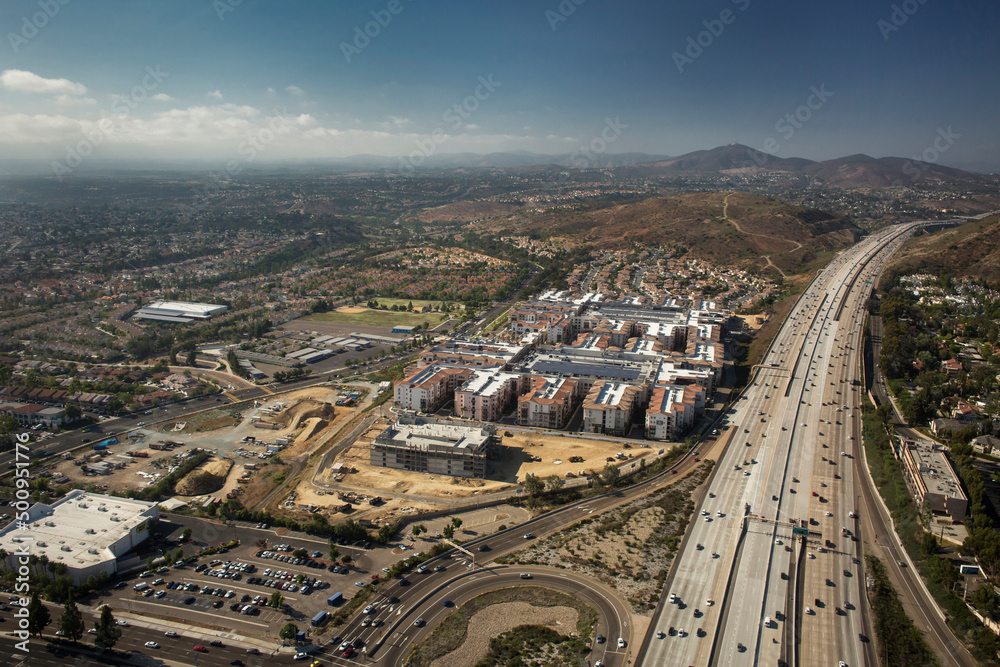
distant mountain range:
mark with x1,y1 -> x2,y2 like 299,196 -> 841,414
1,143 -> 991,185
623,143 -> 990,188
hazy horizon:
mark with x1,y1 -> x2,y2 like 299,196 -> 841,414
2,0 -> 999,172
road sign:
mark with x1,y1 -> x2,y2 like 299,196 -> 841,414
792,527 -> 809,536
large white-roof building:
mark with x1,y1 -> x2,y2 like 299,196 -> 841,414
133,300 -> 228,324
0,490 -> 158,584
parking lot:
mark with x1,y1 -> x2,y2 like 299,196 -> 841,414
108,526 -> 416,639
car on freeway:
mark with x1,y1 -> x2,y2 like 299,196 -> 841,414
618,638 -> 627,648
523,533 -> 534,539
414,618 -> 425,627
145,641 -> 159,649
164,630 -> 178,637
193,646 -> 207,652
595,634 -> 605,644
293,651 -> 309,660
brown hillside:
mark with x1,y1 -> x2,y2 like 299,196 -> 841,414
887,214 -> 1000,284
175,456 -> 231,496
276,399 -> 336,431
476,192 -> 861,274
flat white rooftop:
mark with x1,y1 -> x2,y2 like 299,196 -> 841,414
136,300 -> 228,319
592,381 -> 628,407
0,490 -> 157,569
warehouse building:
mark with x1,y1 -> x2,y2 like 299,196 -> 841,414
133,300 -> 228,324
0,490 -> 158,584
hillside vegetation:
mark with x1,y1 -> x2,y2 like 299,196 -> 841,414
476,191 -> 862,275
886,213 -> 1000,284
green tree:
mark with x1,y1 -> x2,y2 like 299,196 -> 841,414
59,599 -> 85,642
93,605 -> 122,651
279,622 -> 298,642
972,584 -> 997,618
269,591 -> 285,608
442,524 -> 455,540
450,517 -> 463,530
921,531 -> 939,556
599,464 -> 621,487
27,593 -> 51,637
411,524 -> 426,539
523,474 -> 544,496
377,523 -> 396,544
328,545 -> 340,561
181,527 -> 192,541
544,475 -> 565,492
292,548 -> 307,559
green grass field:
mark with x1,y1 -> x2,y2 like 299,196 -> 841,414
305,308 -> 449,329
366,298 -> 449,312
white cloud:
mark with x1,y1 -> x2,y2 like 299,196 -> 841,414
285,85 -> 304,96
55,94 -> 96,107
0,101 -> 580,160
151,93 -> 175,102
464,124 -> 480,130
207,89 -> 223,101
0,70 -> 87,95
265,87 -> 276,97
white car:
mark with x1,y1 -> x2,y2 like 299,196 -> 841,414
145,641 -> 160,649
294,652 -> 309,660
618,637 -> 627,648
164,630 -> 178,637
116,620 -> 129,627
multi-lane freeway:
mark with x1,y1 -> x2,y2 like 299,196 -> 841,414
642,222 -> 925,667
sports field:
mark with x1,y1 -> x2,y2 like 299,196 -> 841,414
304,307 -> 449,329
365,298 -> 447,312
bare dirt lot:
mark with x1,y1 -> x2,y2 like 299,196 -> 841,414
45,439 -> 192,494
174,455 -> 232,495
320,426 -> 656,501
502,463 -> 712,614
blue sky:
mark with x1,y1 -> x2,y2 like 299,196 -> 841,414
1,0 -> 998,170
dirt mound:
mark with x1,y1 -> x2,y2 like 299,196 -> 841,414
175,456 -> 231,496
276,399 -> 336,431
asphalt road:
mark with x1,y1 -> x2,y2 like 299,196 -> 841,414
331,565 -> 630,667
640,221 -> 926,667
